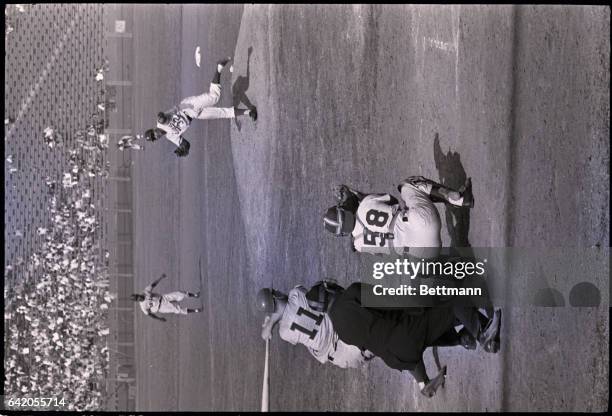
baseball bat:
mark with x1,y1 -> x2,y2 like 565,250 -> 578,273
261,338 -> 270,412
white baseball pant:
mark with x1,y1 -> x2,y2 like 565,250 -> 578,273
158,291 -> 189,315
180,83 -> 235,120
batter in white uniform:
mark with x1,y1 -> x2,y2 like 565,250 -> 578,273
258,285 -> 374,369
143,57 -> 257,157
324,176 -> 474,258
131,274 -> 201,322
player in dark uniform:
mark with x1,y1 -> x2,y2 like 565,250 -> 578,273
328,282 -> 501,398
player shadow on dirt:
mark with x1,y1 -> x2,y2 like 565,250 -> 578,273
433,133 -> 471,248
232,46 -> 256,132
432,134 -> 495,315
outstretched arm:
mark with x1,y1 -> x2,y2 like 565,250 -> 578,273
151,273 -> 166,288
145,274 -> 166,293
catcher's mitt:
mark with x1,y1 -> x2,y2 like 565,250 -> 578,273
333,184 -> 350,202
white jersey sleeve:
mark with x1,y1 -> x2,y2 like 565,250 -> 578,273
278,286 -> 336,363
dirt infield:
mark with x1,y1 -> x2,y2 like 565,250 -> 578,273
128,5 -> 609,412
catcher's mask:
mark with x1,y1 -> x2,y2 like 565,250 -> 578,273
256,288 -> 288,313
324,205 -> 355,237
144,128 -> 160,142
130,294 -> 145,302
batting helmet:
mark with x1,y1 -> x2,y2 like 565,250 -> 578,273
157,112 -> 169,124
130,294 -> 145,302
256,288 -> 277,313
144,128 -> 159,142
323,205 -> 355,237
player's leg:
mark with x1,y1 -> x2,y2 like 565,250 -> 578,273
430,327 -> 477,350
212,56 -> 231,85
410,359 -> 447,398
158,299 -> 185,314
163,291 -> 187,302
329,340 -> 372,369
453,306 -> 501,352
164,301 -> 200,315
429,328 -> 461,347
234,106 -> 257,121
189,57 -> 231,109
196,106 -> 257,121
396,183 -> 443,259
399,176 -> 474,208
180,57 -> 231,115
180,83 -> 222,116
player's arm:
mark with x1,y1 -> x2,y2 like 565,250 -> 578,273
150,273 -> 166,289
335,185 -> 367,204
261,309 -> 283,340
148,312 -> 167,322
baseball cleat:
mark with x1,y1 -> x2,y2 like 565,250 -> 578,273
478,309 -> 501,353
459,328 -> 477,350
421,365 -> 447,398
249,106 -> 258,122
459,177 -> 475,208
217,57 -> 232,69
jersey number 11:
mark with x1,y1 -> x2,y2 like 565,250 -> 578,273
290,307 -> 324,340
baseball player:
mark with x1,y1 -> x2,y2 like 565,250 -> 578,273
258,283 -> 375,369
131,273 -> 201,321
323,176 -> 474,258
117,135 -> 143,151
328,282 -> 502,398
143,57 -> 257,158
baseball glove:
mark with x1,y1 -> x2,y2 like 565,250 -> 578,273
174,138 -> 191,157
333,184 -> 350,202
